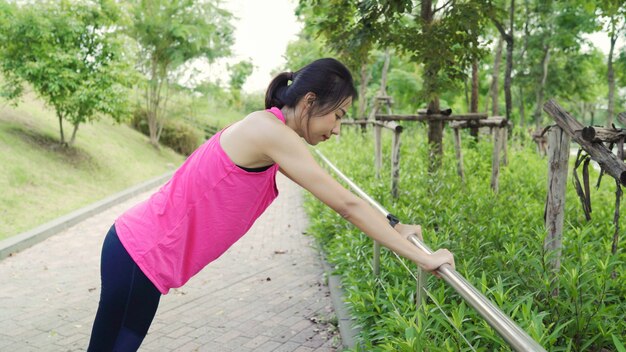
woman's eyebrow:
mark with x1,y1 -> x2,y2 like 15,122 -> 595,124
338,108 -> 347,117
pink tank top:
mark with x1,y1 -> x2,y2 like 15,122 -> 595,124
115,108 -> 285,294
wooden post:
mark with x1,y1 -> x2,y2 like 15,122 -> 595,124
373,242 -> 381,277
391,130 -> 401,198
374,124 -> 382,178
453,127 -> 465,181
616,138 -> 624,270
544,126 -> 570,295
491,127 -> 502,192
415,267 -> 426,311
502,126 -> 508,166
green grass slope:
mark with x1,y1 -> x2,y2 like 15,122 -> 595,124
0,95 -> 185,240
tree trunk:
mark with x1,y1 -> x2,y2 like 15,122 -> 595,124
464,74 -> 470,112
470,60 -> 480,137
519,85 -> 526,131
471,61 -> 479,113
421,0 -> 443,172
57,112 -> 66,145
358,62 -> 369,118
490,37 -> 503,117
427,98 -> 443,172
156,75 -> 169,143
147,57 -> 162,147
69,123 -> 80,146
380,49 -> 391,96
590,107 -> 595,126
491,0 -> 514,127
503,0 -> 514,122
519,0 -> 530,132
533,45 -> 551,128
607,33 -> 617,127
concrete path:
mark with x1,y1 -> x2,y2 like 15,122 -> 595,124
0,174 -> 340,351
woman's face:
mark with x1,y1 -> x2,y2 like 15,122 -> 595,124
304,97 -> 352,145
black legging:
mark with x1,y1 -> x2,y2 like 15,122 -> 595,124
87,225 -> 162,352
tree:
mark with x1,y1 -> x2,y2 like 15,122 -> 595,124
597,0 -> 626,127
492,0 -> 515,122
0,0 -> 133,146
128,0 -> 234,147
280,33 -> 333,72
297,1 -> 400,118
228,59 -> 254,109
300,0 -> 494,169
394,1 -> 492,170
523,1 -> 597,128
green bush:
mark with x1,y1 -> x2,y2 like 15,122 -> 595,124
130,107 -> 202,155
130,106 -> 150,135
159,119 -> 202,156
307,126 -> 626,351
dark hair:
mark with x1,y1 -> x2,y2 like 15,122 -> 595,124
265,58 -> 357,116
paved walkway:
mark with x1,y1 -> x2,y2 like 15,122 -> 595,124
0,174 -> 340,351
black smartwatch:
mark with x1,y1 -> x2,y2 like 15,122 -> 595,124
387,213 -> 400,228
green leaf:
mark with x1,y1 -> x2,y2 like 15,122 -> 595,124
613,335 -> 626,352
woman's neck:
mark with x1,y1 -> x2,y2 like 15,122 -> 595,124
281,106 -> 305,138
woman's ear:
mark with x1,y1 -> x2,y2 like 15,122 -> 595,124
304,92 -> 317,107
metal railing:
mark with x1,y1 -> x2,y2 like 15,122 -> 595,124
314,149 -> 546,352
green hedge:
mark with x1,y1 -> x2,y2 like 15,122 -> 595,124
131,107 -> 202,155
307,127 -> 626,351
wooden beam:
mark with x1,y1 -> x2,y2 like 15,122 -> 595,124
375,121 -> 403,133
450,117 -> 508,129
617,112 -> 626,126
581,126 -> 626,143
543,99 -> 626,185
341,119 -> 370,125
341,119 -> 403,133
375,113 -> 487,122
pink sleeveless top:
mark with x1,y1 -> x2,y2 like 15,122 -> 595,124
115,108 -> 285,294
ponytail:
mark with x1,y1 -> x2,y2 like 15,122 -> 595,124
264,72 -> 294,109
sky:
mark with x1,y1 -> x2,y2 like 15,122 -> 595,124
199,0 -> 303,93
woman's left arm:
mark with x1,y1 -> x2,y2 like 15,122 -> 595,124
262,124 -> 448,272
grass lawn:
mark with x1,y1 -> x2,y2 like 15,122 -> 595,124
0,94 -> 186,240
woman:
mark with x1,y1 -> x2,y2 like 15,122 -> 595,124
87,58 -> 455,351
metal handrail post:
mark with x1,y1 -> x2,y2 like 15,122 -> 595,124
406,235 -> 545,352
313,149 -> 546,352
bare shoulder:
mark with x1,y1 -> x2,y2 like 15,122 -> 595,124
236,110 -> 299,145
220,109 -> 302,166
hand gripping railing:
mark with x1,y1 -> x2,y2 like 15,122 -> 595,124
314,149 -> 546,352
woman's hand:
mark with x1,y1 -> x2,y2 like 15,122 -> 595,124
394,223 -> 454,277
421,249 -> 455,277
393,223 -> 423,241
